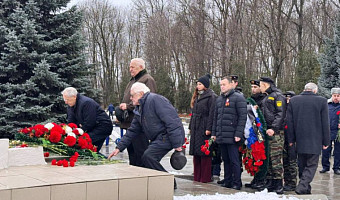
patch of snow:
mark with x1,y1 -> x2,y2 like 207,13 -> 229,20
174,189 -> 302,200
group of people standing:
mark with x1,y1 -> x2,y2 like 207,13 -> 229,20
60,57 -> 339,194
187,74 -> 340,195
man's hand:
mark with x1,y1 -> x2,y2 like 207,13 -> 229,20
235,137 -> 241,142
338,123 -> 340,129
174,147 -> 182,151
119,103 -> 127,110
323,145 -> 328,150
205,130 -> 211,135
289,143 -> 294,147
267,129 -> 274,136
211,136 -> 216,141
108,149 -> 120,159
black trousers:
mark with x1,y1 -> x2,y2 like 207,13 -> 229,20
142,134 -> 172,172
220,143 -> 242,187
296,153 -> 319,193
89,123 -> 113,152
127,132 -> 149,167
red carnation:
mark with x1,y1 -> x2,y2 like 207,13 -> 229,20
72,129 -> 79,135
254,160 -> 263,166
68,123 -> 78,129
51,159 -> 57,165
49,125 -> 63,143
64,136 -> 77,147
337,111 -> 340,115
70,161 -> 75,167
57,160 -> 63,166
256,123 -> 261,127
74,152 -> 79,157
33,124 -> 48,138
285,125 -> 288,129
63,160 -> 68,167
204,150 -> 210,155
44,152 -> 50,157
20,143 -> 28,148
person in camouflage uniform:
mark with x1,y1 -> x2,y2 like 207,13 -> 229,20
257,77 -> 286,194
282,91 -> 297,191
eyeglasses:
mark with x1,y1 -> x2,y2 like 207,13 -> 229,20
130,92 -> 141,98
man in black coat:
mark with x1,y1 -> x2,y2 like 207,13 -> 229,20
212,76 -> 247,190
62,87 -> 113,152
258,77 -> 286,194
108,82 -> 185,187
287,83 -> 330,195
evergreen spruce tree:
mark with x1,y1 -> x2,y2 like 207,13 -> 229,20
0,0 -> 96,138
318,13 -> 340,98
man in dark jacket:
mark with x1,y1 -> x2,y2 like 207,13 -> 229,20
212,76 -> 247,190
282,91 -> 298,191
62,87 -> 113,152
258,77 -> 286,194
287,83 -> 330,195
116,58 -> 157,167
109,82 -> 185,176
244,79 -> 267,189
320,87 -> 340,175
250,79 -> 266,107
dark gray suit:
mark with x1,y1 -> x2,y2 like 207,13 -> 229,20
286,91 -> 330,194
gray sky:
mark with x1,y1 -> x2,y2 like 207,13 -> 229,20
67,0 -> 132,8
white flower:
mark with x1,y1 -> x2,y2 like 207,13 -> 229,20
67,132 -> 76,138
65,126 -> 73,134
44,123 -> 54,130
76,128 -> 84,135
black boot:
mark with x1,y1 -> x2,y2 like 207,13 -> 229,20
174,178 -> 177,190
256,179 -> 272,191
252,179 -> 264,189
268,179 -> 284,194
267,179 -> 276,192
245,179 -> 255,188
217,179 -> 225,184
273,179 -> 284,194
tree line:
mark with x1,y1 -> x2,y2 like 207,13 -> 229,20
80,0 -> 340,113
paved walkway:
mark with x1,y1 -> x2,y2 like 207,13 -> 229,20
102,125 -> 339,200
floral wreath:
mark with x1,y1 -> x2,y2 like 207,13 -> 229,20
239,98 -> 268,176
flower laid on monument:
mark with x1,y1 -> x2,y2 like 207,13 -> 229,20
16,122 -> 100,159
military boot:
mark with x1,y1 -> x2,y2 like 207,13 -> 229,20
270,179 -> 284,194
256,179 -> 272,191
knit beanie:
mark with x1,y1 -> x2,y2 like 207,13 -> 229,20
197,74 -> 211,88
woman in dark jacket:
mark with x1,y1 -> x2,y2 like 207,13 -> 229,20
189,74 -> 216,183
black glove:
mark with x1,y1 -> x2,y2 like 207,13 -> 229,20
288,144 -> 297,161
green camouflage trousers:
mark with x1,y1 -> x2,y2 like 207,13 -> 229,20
283,141 -> 297,187
267,132 -> 284,179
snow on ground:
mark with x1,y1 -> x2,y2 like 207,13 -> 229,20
174,189 -> 302,200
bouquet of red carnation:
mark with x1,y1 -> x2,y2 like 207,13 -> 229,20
200,138 -> 214,156
182,137 -> 190,149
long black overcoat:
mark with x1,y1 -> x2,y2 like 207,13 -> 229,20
189,89 -> 216,156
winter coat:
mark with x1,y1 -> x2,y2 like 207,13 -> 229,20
212,89 -> 247,144
286,91 -> 330,155
116,92 -> 185,151
251,93 -> 266,107
260,86 -> 286,133
328,102 -> 340,140
120,69 -> 157,129
189,88 -> 216,156
67,94 -> 112,141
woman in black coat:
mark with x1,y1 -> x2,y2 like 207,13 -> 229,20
189,74 -> 216,183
